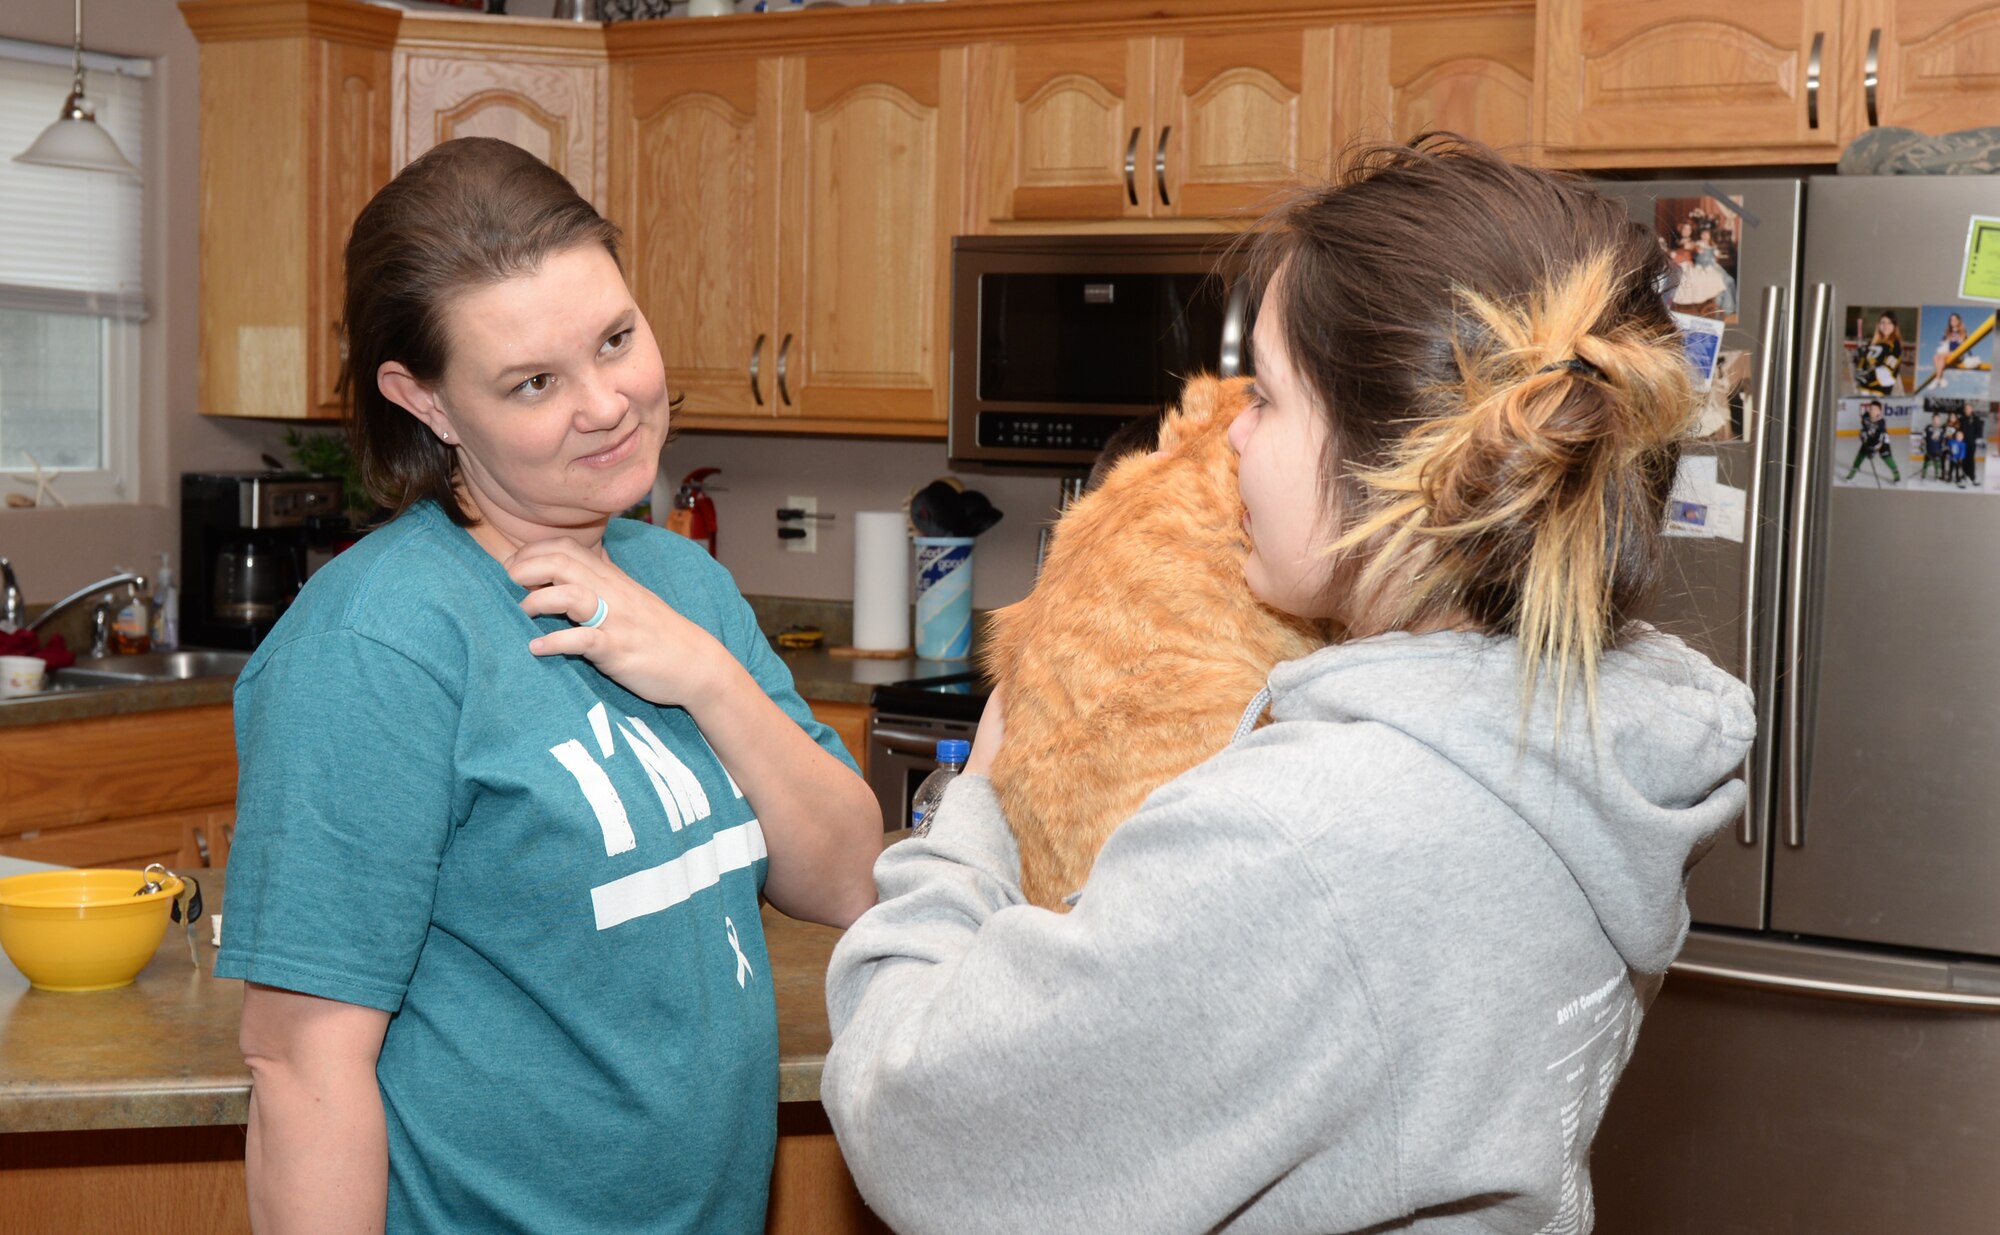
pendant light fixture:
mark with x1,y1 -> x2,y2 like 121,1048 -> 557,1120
13,0 -> 139,179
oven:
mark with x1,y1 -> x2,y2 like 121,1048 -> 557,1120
867,671 -> 988,831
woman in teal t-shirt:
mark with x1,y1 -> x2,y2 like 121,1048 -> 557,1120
216,138 -> 883,1233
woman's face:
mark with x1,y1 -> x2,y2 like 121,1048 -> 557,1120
405,243 -> 671,534
1950,313 -> 1965,332
1876,313 -> 1897,339
1228,287 -> 1337,619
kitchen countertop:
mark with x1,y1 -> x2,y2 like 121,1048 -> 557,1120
0,866 -> 860,1134
0,644 -> 965,729
0,675 -> 235,729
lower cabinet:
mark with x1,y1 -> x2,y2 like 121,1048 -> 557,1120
0,1110 -> 887,1235
0,704 -> 237,872
806,698 -> 872,779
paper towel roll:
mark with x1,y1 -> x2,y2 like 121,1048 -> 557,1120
853,511 -> 911,651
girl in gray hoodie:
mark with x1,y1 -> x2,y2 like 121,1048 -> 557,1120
823,138 -> 1756,1235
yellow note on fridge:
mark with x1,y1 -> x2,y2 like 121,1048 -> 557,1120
1962,216 -> 2000,302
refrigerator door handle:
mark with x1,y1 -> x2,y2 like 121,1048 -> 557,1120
1219,277 -> 1250,378
1671,957 -> 2000,1011
1782,282 -> 1836,849
1737,283 -> 1788,848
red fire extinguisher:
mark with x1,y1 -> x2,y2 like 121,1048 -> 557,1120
666,467 -> 721,555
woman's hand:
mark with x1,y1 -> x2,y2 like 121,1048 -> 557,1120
964,685 -> 1007,777
506,537 -> 726,706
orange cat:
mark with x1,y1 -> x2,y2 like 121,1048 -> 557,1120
983,375 -> 1326,910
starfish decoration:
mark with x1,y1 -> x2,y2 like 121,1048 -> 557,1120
9,451 -> 66,509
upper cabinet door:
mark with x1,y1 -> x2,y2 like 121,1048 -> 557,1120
312,38 -> 394,417
986,38 -> 1152,222
1859,0 -> 2000,135
1334,13 -> 1536,154
778,48 -> 964,428
1538,0 -> 1846,165
618,58 -> 776,423
395,48 -> 609,210
1153,30 -> 1322,218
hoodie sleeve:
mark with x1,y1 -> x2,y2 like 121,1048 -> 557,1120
822,773 -> 1405,1235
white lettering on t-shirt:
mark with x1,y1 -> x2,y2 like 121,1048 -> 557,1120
590,820 -> 768,930
587,701 -> 616,758
618,715 -> 712,831
550,738 -> 637,856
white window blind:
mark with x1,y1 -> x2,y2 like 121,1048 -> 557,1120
0,51 -> 147,321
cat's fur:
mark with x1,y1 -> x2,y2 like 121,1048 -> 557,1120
983,375 -> 1327,910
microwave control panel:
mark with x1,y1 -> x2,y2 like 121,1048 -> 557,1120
976,412 -> 1134,454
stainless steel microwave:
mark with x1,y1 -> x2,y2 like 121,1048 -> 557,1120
947,234 -> 1248,469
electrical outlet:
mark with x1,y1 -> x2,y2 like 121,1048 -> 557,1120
785,495 -> 817,554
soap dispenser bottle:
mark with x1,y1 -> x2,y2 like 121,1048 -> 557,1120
109,568 -> 152,655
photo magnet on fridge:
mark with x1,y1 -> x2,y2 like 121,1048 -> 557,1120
1903,398 -> 2000,495
1914,306 -> 1996,399
1673,311 -> 1725,391
1844,305 -> 1920,396
1834,396 -> 1914,490
1656,195 -> 1743,324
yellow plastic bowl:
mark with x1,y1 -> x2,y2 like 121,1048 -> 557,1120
0,869 -> 184,992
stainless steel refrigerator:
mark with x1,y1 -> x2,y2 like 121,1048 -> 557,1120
1580,175 -> 2000,1232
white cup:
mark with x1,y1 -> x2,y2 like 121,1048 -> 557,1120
0,655 -> 48,698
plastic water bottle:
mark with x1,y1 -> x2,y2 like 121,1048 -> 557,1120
910,739 -> 970,836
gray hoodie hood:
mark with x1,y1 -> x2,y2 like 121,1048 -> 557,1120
1264,627 -> 1756,975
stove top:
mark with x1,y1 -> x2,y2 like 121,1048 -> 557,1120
869,669 -> 993,723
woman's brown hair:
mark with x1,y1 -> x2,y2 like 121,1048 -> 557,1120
1241,136 -> 1696,717
340,136 -> 622,526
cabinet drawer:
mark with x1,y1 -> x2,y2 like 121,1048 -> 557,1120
0,705 -> 237,834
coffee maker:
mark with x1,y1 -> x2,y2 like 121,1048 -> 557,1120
180,472 -> 346,649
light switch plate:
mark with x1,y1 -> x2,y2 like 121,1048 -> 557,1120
785,495 -> 817,553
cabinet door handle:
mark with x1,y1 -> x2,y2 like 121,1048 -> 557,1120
1154,125 -> 1173,208
1864,27 -> 1881,127
776,333 -> 794,407
1806,32 -> 1824,129
749,333 -> 767,406
192,827 -> 211,866
1123,126 -> 1141,207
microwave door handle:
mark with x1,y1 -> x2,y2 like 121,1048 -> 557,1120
1220,278 -> 1250,378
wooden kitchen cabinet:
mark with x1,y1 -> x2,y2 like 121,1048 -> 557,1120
1537,0 -> 1846,166
392,12 -> 610,211
617,47 -> 964,434
984,30 -> 1324,224
1853,1 -> 2000,136
982,37 -> 1154,222
618,57 -> 777,424
777,48 -> 966,430
1333,11 -> 1536,155
0,705 -> 238,869
182,0 -> 399,421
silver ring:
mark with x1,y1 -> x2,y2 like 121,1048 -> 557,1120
580,596 -> 609,628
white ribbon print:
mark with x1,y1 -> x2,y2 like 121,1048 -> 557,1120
725,915 -> 753,988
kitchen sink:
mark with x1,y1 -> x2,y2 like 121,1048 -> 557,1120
44,650 -> 252,690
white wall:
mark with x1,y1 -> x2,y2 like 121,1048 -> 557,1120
0,0 -> 293,605
661,432 -> 1064,610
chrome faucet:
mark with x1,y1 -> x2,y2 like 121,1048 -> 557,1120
27,571 -> 148,638
0,558 -> 22,631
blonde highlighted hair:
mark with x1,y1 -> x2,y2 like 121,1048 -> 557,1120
1242,137 -> 1697,722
